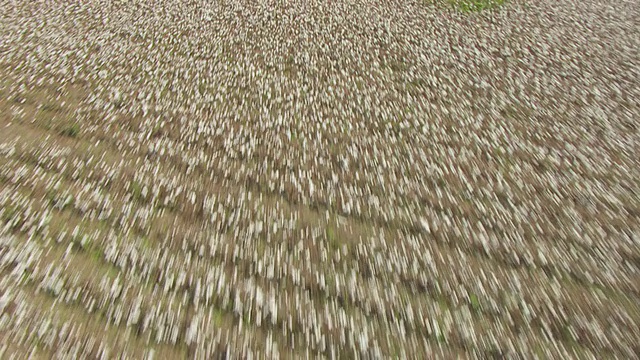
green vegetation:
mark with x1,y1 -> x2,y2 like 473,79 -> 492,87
326,224 -> 339,250
130,180 -> 145,202
469,293 -> 481,312
450,0 -> 507,12
59,123 -> 80,138
40,102 -> 61,113
91,247 -> 104,262
437,296 -> 449,311
1,204 -> 18,223
212,308 -> 224,326
198,83 -> 207,95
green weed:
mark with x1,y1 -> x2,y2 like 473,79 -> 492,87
469,293 -> 481,312
130,180 -> 144,202
450,0 -> 507,12
326,225 -> 339,250
59,123 -> 80,138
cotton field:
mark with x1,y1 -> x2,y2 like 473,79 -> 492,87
0,0 -> 639,358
